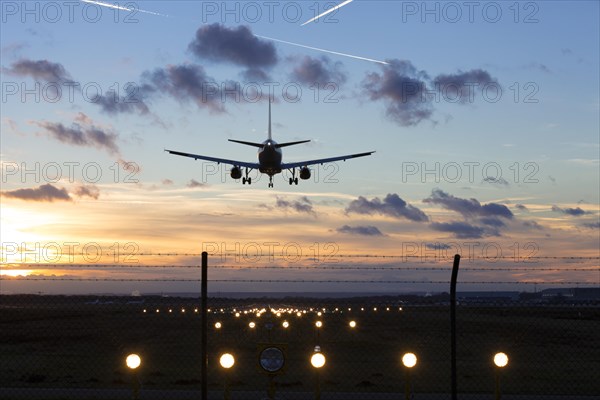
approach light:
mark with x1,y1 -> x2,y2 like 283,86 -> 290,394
311,352 -> 326,369
494,352 -> 509,368
126,354 -> 141,369
402,353 -> 417,368
220,353 -> 235,369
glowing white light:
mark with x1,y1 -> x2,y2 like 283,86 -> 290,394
249,322 -> 256,329
215,322 -> 222,329
402,353 -> 417,368
126,354 -> 141,369
283,321 -> 290,328
311,352 -> 326,368
315,321 -> 323,328
220,353 -> 235,369
494,352 -> 509,368
349,320 -> 357,328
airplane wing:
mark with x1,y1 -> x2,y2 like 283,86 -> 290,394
281,151 -> 375,170
165,149 -> 260,169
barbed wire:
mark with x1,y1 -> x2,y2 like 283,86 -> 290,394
7,277 -> 598,285
129,253 -> 600,260
2,263 -> 598,272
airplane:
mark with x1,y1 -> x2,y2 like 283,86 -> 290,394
165,101 -> 375,187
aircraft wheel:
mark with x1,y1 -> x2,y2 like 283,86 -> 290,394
247,178 -> 251,185
242,178 -> 246,185
294,178 -> 299,185
289,178 -> 293,185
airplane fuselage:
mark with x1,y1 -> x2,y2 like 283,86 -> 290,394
258,140 -> 283,176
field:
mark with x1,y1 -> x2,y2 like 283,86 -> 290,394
1,295 -> 599,399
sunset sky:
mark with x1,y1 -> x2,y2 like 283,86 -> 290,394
1,1 -> 598,294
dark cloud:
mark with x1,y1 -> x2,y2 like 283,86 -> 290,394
551,205 -> 588,216
275,196 -> 315,215
361,59 -> 433,126
2,183 -> 71,202
336,225 -> 384,236
32,115 -> 120,156
483,176 -> 509,186
433,69 -> 499,104
425,243 -> 452,250
162,179 -> 174,186
74,184 -> 100,199
187,179 -> 207,188
143,64 -> 231,112
522,220 -> 543,230
582,221 -> 600,229
4,59 -> 72,82
515,204 -> 528,211
346,193 -> 429,222
91,89 -> 151,115
479,217 -> 506,227
430,221 -> 495,239
188,23 -> 277,79
423,189 -> 513,219
290,56 -> 347,85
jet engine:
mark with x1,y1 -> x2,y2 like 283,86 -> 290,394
299,167 -> 311,180
230,166 -> 242,180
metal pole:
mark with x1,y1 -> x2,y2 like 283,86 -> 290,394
450,254 -> 461,400
201,251 -> 208,400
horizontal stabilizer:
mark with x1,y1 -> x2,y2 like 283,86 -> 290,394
275,140 -> 311,148
228,139 -> 264,148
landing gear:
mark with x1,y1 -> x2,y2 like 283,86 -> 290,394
242,168 -> 251,185
288,168 -> 299,185
268,175 -> 274,188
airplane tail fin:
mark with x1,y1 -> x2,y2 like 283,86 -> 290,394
268,97 -> 272,140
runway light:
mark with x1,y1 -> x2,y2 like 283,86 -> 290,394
494,352 -> 509,368
282,321 -> 290,328
220,353 -> 235,369
349,320 -> 357,328
311,352 -> 326,368
126,354 -> 141,369
315,321 -> 323,328
215,322 -> 222,329
249,322 -> 256,329
402,353 -> 417,368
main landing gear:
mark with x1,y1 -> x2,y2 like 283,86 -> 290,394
242,168 -> 251,185
288,168 -> 299,185
268,175 -> 274,188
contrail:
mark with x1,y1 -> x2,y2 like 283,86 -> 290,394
255,35 -> 389,65
80,0 -> 170,17
80,0 -> 387,65
301,0 -> 354,26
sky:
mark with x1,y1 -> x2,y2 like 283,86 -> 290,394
1,0 -> 599,295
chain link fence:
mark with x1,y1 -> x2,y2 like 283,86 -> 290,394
1,254 -> 599,399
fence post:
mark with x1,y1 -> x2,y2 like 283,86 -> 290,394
201,251 -> 208,400
450,254 -> 461,400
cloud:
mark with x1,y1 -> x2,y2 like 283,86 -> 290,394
142,64 -> 230,112
515,204 -> 528,211
32,114 -> 120,156
275,196 -> 315,215
483,176 -> 509,186
4,59 -> 72,82
423,189 -> 513,219
186,179 -> 207,188
74,184 -> 100,199
425,242 -> 452,250
1,183 -> 71,202
361,59 -> 433,126
162,179 -> 174,186
336,225 -> 384,236
188,23 -> 277,79
582,221 -> 600,229
551,205 -> 588,216
433,69 -> 499,103
430,221 -> 496,239
91,89 -> 151,115
290,55 -> 347,85
346,193 -> 429,222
